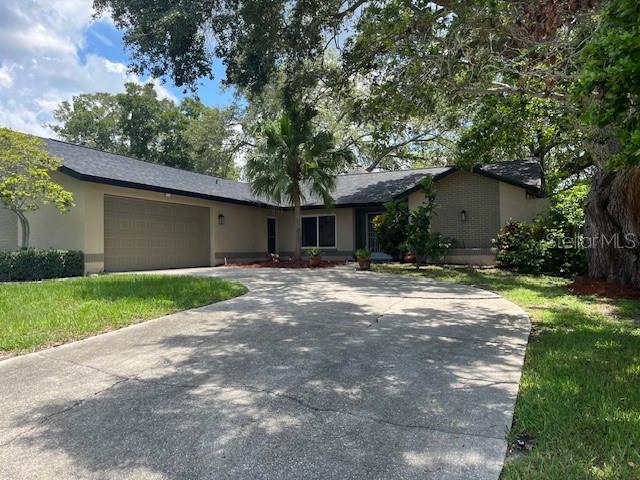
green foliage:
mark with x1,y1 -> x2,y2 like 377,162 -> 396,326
407,178 -> 453,267
578,0 -> 640,167
373,200 -> 410,261
496,184 -> 589,276
0,129 -> 74,213
495,222 -> 549,274
0,129 -> 75,248
306,247 -> 321,257
354,248 -> 371,260
0,249 -> 84,282
93,0 -> 362,94
456,95 -> 589,189
51,84 -> 239,177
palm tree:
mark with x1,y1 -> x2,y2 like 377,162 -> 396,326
246,104 -> 353,260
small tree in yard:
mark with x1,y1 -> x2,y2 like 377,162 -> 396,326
0,129 -> 74,248
373,200 -> 410,261
407,178 -> 452,269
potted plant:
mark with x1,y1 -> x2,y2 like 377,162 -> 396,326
307,247 -> 322,267
355,248 -> 372,270
403,251 -> 416,264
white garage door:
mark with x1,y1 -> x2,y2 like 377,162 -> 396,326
104,195 -> 210,272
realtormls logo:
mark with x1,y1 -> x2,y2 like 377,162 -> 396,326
546,233 -> 640,250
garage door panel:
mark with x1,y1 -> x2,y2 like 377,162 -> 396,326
104,195 -> 210,272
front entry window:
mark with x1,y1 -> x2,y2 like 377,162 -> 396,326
302,215 -> 336,248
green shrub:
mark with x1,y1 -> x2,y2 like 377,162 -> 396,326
0,252 -> 12,282
61,250 -> 84,277
407,178 -> 454,268
495,221 -> 548,273
373,200 -> 410,261
355,248 -> 372,259
541,184 -> 588,277
495,183 -> 589,277
306,247 -> 321,257
0,249 -> 84,282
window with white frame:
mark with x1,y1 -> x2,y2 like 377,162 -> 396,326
301,215 -> 336,248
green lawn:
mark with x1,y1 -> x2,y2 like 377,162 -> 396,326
374,264 -> 640,480
0,275 -> 246,355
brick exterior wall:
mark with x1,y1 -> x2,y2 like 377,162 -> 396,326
410,171 -> 500,249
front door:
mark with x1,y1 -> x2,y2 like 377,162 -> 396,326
267,218 -> 277,254
366,213 -> 382,252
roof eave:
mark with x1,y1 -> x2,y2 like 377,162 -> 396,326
58,166 -> 276,208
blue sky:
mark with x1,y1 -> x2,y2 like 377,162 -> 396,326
0,0 -> 236,137
80,21 -> 236,108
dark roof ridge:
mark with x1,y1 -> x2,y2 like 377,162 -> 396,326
339,165 -> 454,176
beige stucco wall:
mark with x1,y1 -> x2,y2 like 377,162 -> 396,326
499,182 -> 549,226
26,172 -> 86,252
0,207 -> 18,251
213,202 -> 280,263
277,207 -> 355,258
24,173 -> 279,273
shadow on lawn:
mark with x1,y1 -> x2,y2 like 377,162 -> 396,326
5,271 -> 529,479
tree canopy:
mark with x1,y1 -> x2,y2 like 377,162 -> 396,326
51,83 -> 239,178
0,129 -> 74,248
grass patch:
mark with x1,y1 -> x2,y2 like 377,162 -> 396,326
0,275 -> 247,355
374,264 -> 640,480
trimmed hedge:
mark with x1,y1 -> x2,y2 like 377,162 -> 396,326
0,249 -> 84,282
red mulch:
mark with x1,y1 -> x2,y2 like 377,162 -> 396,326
568,277 -> 640,299
224,260 -> 348,269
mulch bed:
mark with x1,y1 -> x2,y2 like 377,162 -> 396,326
568,277 -> 640,299
224,260 -> 348,269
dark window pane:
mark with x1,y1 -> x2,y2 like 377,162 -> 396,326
302,217 -> 317,247
318,216 -> 335,247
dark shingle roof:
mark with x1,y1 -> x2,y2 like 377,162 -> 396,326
474,158 -> 543,193
302,167 -> 454,206
43,138 -> 263,206
43,137 -> 544,207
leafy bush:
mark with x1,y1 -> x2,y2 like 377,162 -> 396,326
495,221 -> 548,273
355,248 -> 371,259
61,250 -> 85,278
542,184 -> 589,277
0,249 -> 84,282
306,247 -> 320,257
495,184 -> 588,277
373,200 -> 410,260
407,178 -> 453,268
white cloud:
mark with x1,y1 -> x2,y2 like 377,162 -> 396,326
0,66 -> 13,88
0,0 -> 176,137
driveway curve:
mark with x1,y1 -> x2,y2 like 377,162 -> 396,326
0,267 -> 530,480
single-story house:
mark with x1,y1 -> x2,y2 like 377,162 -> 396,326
0,138 -> 548,273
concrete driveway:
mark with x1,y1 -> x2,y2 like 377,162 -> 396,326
0,267 -> 530,480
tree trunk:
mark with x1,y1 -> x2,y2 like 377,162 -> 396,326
585,167 -> 640,286
14,209 -> 30,249
293,193 -> 302,261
